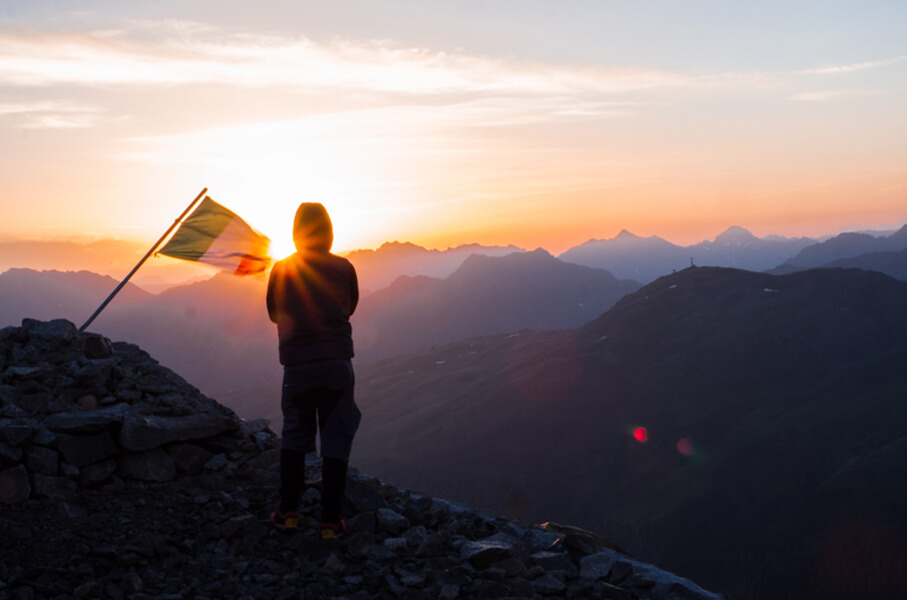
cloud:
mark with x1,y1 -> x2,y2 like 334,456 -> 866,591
800,55 -> 907,75
789,89 -> 882,102
0,20 -> 691,98
0,100 -> 107,128
789,90 -> 847,102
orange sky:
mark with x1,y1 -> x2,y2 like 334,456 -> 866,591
1,1 -> 905,257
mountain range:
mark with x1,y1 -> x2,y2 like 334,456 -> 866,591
352,249 -> 640,363
0,249 -> 638,421
352,266 -> 907,600
345,241 -> 523,294
558,227 -> 817,283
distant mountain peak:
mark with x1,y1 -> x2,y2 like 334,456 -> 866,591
713,226 -> 758,245
615,229 -> 640,240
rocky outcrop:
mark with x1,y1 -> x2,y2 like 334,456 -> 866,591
0,319 -> 254,500
0,319 -> 724,600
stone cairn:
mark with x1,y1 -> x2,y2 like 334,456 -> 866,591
0,319 -> 723,600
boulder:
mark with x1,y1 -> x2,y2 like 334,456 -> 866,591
167,443 -> 215,475
0,464 -> 31,503
0,417 -> 36,446
56,431 -> 119,468
580,551 -> 621,581
117,448 -> 176,482
79,458 -> 117,487
83,334 -> 114,359
23,445 -> 59,476
21,318 -> 79,345
118,412 -> 236,451
42,406 -> 126,433
461,534 -> 517,569
376,507 -> 410,536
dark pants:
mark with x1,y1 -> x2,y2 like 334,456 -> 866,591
279,359 -> 360,520
281,359 -> 359,459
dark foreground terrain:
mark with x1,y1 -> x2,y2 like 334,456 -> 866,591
0,319 -> 722,600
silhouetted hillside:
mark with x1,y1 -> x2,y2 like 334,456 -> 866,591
816,248 -> 907,281
779,224 -> 907,270
352,249 -> 640,363
345,241 -> 523,294
354,266 -> 907,600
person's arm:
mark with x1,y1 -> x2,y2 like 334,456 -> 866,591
348,263 -> 359,317
266,262 -> 281,323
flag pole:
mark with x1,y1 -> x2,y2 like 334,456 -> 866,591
79,188 -> 208,333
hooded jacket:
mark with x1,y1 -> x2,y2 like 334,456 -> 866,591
266,203 -> 358,365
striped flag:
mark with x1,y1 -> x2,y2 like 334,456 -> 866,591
158,196 -> 271,275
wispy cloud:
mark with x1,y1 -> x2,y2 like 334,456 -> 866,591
789,89 -> 882,102
800,55 -> 907,75
0,100 -> 107,128
0,20 -> 692,97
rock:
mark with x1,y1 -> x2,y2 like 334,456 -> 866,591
580,551 -> 621,581
376,507 -> 410,535
0,441 -> 23,463
610,560 -> 634,584
532,550 -> 577,574
383,537 -> 408,553
23,445 -> 59,475
43,408 -> 124,433
118,412 -> 236,451
524,527 -> 562,552
461,535 -> 515,570
72,359 -> 116,395
60,462 -> 80,478
117,449 -> 176,482
599,581 -> 634,600
77,395 -> 99,410
415,531 -> 452,558
30,473 -> 77,499
532,573 -> 567,596
21,318 -> 79,346
346,476 -> 390,513
0,418 -> 35,446
239,418 -> 270,436
167,443 -> 215,475
204,453 -> 233,471
79,459 -> 117,487
0,465 -> 31,503
30,423 -> 56,446
83,334 -> 114,359
56,431 -> 119,468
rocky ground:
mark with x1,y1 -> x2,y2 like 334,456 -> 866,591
0,319 -> 725,600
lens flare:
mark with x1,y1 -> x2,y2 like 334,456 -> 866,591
677,437 -> 694,456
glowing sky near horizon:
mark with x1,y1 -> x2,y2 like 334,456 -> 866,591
1,1 -> 905,255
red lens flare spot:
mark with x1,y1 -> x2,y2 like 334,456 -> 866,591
633,427 -> 648,442
677,437 -> 694,456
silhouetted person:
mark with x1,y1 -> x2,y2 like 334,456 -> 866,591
266,202 -> 360,538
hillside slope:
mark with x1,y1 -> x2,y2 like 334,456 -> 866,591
354,266 -> 907,600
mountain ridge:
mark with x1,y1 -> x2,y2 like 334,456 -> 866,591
353,266 -> 907,600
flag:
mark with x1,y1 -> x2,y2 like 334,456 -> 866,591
158,196 -> 271,275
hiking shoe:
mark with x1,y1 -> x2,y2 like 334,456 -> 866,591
319,519 -> 347,539
270,508 -> 300,531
